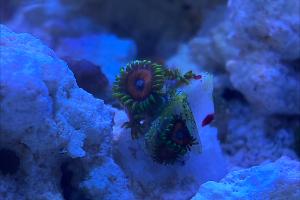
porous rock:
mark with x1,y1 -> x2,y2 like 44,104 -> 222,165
226,0 -> 300,114
192,156 -> 300,200
0,25 -> 133,200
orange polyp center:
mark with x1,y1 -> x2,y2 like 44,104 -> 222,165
170,120 -> 191,145
126,68 -> 153,100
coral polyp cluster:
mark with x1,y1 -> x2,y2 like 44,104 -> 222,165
113,60 -> 201,164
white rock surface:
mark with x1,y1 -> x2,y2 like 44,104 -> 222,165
226,0 -> 300,114
0,25 -> 133,200
189,21 -> 237,73
228,0 -> 300,60
192,156 -> 300,200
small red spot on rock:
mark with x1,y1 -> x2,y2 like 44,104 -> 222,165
194,75 -> 202,80
202,114 -> 214,127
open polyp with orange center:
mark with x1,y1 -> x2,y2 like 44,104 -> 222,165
145,94 -> 200,164
113,60 -> 166,113
155,117 -> 197,164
